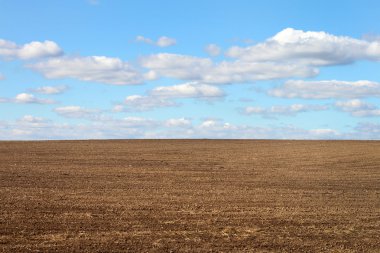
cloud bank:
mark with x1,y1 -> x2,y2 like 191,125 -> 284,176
226,28 -> 380,66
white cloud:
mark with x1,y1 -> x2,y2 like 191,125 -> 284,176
226,28 -> 380,66
54,106 -> 100,119
156,36 -> 177,47
112,105 -> 125,112
117,82 -> 224,112
14,93 -> 55,104
335,99 -> 380,117
122,95 -> 178,111
0,39 -> 62,60
335,99 -> 374,111
0,39 -> 27,58
18,115 -> 49,128
165,118 -> 191,128
190,119 -> 340,139
4,116 -> 380,140
29,56 -> 142,85
136,35 -> 176,47
353,122 -> 380,139
0,115 -> 161,140
140,53 -> 317,84
140,53 -> 213,80
19,115 -> 46,123
309,128 -> 339,136
18,41 -> 63,60
136,35 -> 153,44
201,60 -> 317,84
269,80 -> 380,99
199,119 -> 236,130
205,44 -> 221,56
139,29 -> 380,84
31,85 -> 68,95
347,108 -> 380,117
150,82 -> 225,98
242,104 -> 328,118
119,117 -> 159,128
0,93 -> 55,104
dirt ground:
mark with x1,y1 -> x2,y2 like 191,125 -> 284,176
0,140 -> 379,252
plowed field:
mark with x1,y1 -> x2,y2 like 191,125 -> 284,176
1,140 -> 379,252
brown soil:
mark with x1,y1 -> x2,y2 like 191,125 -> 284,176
0,140 -> 379,252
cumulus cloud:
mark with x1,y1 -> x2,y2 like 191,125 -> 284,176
13,93 -> 55,104
140,53 -> 213,80
335,99 -> 374,111
201,61 -> 317,84
122,95 -> 178,111
226,28 -> 380,66
29,56 -> 142,85
140,53 -> 317,84
187,119 -> 340,139
0,93 -> 55,104
31,85 -> 69,95
157,36 -> 177,47
242,104 -> 328,118
0,39 -> 62,60
136,35 -> 176,47
7,28 -> 379,90
335,99 -> 380,117
139,29 -> 380,84
0,116 -> 344,140
150,82 -> 225,98
117,82 -> 224,112
362,33 -> 380,42
269,80 -> 380,99
0,115 -> 161,140
17,115 -> 49,130
136,35 -> 153,44
205,44 -> 221,56
54,106 -> 100,119
308,128 -> 339,136
19,115 -> 46,123
353,122 -> 380,139
111,105 -> 124,112
5,115 -> 380,140
118,117 -> 159,128
165,118 -> 192,128
199,119 -> 236,130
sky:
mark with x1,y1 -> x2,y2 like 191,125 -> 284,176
1,0 -> 380,140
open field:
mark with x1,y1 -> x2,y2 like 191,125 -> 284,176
0,140 -> 379,252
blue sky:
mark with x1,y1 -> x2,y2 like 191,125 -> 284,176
1,0 -> 380,139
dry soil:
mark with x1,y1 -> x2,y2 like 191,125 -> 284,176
0,140 -> 379,252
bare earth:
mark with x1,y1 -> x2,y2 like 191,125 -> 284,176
0,140 -> 379,252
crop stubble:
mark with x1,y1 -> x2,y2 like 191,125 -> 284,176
0,140 -> 379,252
